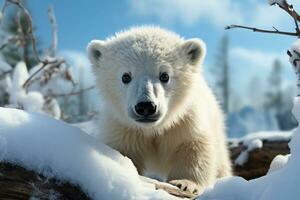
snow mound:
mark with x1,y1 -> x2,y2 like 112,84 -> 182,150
0,107 -> 173,200
198,97 -> 300,200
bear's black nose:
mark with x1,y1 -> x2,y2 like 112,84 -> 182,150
135,102 -> 157,117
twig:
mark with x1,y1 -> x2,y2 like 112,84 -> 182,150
22,59 -> 65,89
47,6 -> 57,57
50,85 -> 95,98
272,26 -> 279,31
226,1 -> 300,38
225,25 -> 300,37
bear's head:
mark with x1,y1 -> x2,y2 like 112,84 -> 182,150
87,26 -> 206,133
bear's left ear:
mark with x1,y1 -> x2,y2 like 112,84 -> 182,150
180,38 -> 206,66
87,40 -> 106,67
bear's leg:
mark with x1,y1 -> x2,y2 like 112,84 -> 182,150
167,139 -> 216,194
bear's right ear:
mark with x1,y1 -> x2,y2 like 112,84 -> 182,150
87,40 -> 106,67
180,38 -> 206,66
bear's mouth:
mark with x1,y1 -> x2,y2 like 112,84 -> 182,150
135,118 -> 159,123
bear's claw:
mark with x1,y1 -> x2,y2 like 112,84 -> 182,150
169,179 -> 201,195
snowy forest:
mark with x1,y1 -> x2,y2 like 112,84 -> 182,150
0,0 -> 300,199
0,1 -> 296,138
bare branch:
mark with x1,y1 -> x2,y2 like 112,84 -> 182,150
226,1 -> 300,38
22,59 -> 65,89
49,85 -> 95,98
225,25 -> 300,37
47,6 -> 57,57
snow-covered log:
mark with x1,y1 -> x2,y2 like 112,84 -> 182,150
0,107 -> 292,199
0,140 -> 291,199
230,139 -> 290,180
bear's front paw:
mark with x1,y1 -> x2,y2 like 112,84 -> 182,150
169,179 -> 201,195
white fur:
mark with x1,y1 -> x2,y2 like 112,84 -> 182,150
87,26 -> 231,193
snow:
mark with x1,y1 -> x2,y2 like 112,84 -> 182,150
7,62 -> 62,119
229,130 -> 293,145
0,107 -> 174,200
229,130 -> 290,166
198,97 -> 300,200
234,138 -> 263,166
267,154 -> 290,174
73,119 -> 99,137
9,62 -> 45,113
246,138 -> 263,151
268,0 -> 285,6
234,151 -> 249,166
42,98 -> 61,119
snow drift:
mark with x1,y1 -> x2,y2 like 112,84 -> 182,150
198,97 -> 300,200
0,107 -> 173,200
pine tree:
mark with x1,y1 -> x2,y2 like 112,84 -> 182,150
264,59 -> 283,112
213,35 -> 230,114
248,76 -> 263,109
264,59 -> 297,130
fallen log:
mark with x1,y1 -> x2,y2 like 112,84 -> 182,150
230,140 -> 290,180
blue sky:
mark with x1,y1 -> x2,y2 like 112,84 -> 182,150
4,0 -> 300,107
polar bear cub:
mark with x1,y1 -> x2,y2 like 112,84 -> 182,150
87,26 -> 232,194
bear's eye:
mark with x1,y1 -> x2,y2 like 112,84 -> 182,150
159,72 -> 169,83
122,73 -> 132,84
